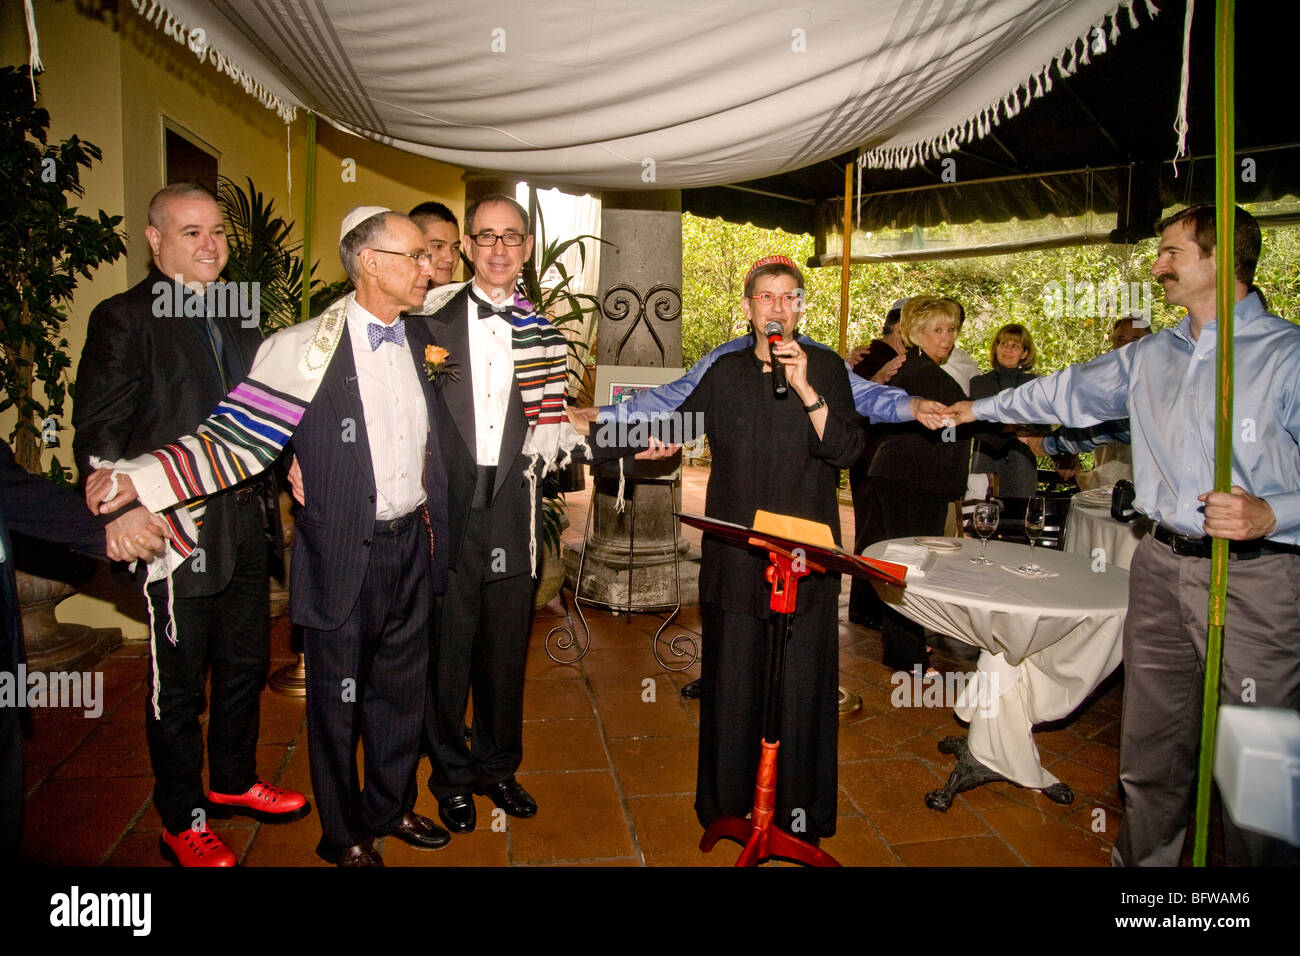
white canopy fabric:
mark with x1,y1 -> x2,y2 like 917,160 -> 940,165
123,0 -> 1155,188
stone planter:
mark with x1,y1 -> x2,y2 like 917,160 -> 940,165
16,570 -> 121,673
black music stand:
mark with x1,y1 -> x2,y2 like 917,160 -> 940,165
677,511 -> 906,867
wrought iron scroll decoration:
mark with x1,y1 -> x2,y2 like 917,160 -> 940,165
601,283 -> 682,366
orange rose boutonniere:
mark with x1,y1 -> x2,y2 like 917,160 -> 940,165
424,344 -> 459,385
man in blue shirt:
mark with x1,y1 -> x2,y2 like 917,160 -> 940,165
947,205 -> 1300,866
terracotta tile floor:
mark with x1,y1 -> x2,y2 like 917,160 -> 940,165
17,464 -> 1133,867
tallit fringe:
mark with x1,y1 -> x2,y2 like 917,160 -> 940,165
862,1 -> 1157,171
144,575 -> 177,720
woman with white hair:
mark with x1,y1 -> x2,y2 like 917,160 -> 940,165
864,296 -> 993,672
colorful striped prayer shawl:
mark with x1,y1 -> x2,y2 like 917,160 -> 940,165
458,287 -> 587,572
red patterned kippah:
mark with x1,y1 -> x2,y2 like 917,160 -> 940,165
745,255 -> 799,284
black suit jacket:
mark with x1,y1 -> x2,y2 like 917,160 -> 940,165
0,442 -> 107,671
72,269 -> 276,596
287,316 -> 450,631
419,287 -> 539,579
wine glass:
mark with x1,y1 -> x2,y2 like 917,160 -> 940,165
969,500 -> 1000,565
1020,495 -> 1047,572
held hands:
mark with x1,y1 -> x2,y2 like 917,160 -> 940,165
564,405 -> 676,458
910,398 -> 947,431
1199,486 -> 1277,540
941,400 -> 976,427
635,436 -> 681,460
565,405 -> 596,437
104,505 -> 171,563
1053,453 -> 1079,480
1016,432 -> 1047,457
86,469 -> 138,514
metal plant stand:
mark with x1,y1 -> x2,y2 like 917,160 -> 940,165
545,473 -> 698,671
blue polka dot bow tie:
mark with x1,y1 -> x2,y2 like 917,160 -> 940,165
366,319 -> 406,351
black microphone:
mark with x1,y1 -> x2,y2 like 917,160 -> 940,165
764,321 -> 788,399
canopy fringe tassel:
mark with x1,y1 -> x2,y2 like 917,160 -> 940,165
127,0 -> 298,123
863,1 -> 1158,171
23,0 -> 42,97
1172,0 -> 1196,176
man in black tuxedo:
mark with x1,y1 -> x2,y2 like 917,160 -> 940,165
1,441 -> 169,861
73,183 -> 306,868
86,207 -> 455,866
419,194 -> 544,832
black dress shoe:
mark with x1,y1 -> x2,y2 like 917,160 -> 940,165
388,810 -> 451,849
334,843 -> 384,867
679,678 -> 703,700
438,793 -> 477,833
476,779 -> 537,818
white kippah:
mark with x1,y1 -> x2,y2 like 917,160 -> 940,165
340,205 -> 390,242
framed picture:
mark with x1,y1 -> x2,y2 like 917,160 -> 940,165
594,365 -> 686,408
591,365 -> 687,480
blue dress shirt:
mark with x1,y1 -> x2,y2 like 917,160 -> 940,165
1041,419 -> 1131,456
598,333 -> 914,425
972,292 -> 1300,543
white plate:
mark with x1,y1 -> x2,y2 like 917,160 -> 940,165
915,537 -> 962,551
1074,489 -> 1113,508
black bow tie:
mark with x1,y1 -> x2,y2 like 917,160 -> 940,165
469,288 -> 511,320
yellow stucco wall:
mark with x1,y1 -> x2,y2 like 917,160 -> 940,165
5,0 -> 465,637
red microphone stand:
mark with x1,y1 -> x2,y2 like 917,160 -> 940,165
699,543 -> 841,867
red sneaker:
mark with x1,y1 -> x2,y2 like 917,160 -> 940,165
208,780 -> 311,824
160,826 -> 237,867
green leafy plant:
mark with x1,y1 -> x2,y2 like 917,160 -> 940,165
216,175 -> 332,332
0,66 -> 126,479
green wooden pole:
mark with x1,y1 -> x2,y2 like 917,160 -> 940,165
300,111 -> 317,324
1193,0 -> 1234,867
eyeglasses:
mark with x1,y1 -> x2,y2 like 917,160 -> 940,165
468,231 -> 527,248
371,249 -> 434,267
748,292 -> 804,308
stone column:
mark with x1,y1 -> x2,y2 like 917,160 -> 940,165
571,190 -> 697,609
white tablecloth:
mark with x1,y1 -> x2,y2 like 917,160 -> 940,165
865,537 -> 1128,790
1065,497 -> 1149,571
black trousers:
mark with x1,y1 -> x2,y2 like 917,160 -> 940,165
144,498 -> 267,834
695,600 -> 840,839
866,478 -> 950,671
425,506 -> 535,799
304,517 -> 430,858
848,463 -> 889,625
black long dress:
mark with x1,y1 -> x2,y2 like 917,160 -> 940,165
676,345 -> 864,840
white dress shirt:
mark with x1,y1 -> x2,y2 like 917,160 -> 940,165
466,283 -> 514,466
346,298 -> 428,519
